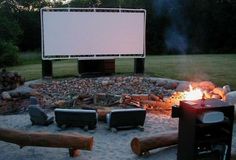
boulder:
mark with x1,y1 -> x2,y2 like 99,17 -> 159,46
0,69 -> 25,92
198,81 -> 216,91
223,85 -> 231,94
147,77 -> 159,84
225,91 -> 236,105
156,79 -> 168,87
163,81 -> 179,90
211,94 -> 221,99
212,87 -> 226,99
101,80 -> 109,86
176,81 -> 190,92
9,86 -> 36,98
1,91 -> 11,100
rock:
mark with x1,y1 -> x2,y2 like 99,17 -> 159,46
211,94 -> 221,99
9,91 -> 20,98
198,81 -> 216,91
176,82 -> 190,92
9,86 -> 36,98
101,80 -> 109,86
1,91 -> 11,100
212,87 -> 226,99
115,76 -> 123,82
0,70 -> 25,92
157,80 -> 167,87
190,82 -> 199,89
132,78 -> 142,84
54,100 -> 66,107
30,96 -> 39,105
163,81 -> 179,90
225,91 -> 236,105
28,83 -> 44,89
223,85 -> 231,94
147,77 -> 159,84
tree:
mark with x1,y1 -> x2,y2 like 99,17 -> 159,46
15,0 -> 62,51
185,0 -> 236,53
69,0 -> 102,7
0,2 -> 22,67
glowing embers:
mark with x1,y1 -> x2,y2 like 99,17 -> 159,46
183,85 -> 203,101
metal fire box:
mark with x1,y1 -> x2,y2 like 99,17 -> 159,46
172,99 -> 234,160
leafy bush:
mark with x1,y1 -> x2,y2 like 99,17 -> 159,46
0,42 -> 20,67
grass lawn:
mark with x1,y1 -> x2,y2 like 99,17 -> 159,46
7,54 -> 236,90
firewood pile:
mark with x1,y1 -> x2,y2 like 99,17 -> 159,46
0,69 -> 25,92
66,83 -> 230,114
121,93 -> 175,111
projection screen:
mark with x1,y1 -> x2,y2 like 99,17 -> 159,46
41,8 -> 146,60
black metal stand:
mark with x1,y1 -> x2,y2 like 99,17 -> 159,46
134,58 -> 145,74
42,60 -> 53,78
78,60 -> 115,77
172,99 -> 234,160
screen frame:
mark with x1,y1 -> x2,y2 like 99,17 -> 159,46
41,8 -> 146,60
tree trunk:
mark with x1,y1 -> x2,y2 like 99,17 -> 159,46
0,127 -> 93,157
130,130 -> 178,156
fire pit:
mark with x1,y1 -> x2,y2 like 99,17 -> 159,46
172,99 -> 234,160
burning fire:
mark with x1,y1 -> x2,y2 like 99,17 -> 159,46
183,85 -> 203,101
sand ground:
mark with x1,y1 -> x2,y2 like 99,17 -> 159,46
0,112 -> 235,160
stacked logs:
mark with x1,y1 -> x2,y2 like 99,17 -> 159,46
0,69 -> 25,92
121,94 -> 173,110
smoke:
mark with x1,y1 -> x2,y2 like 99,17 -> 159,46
165,26 -> 188,54
154,0 -> 188,54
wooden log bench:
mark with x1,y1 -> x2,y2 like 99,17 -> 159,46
130,130 -> 178,156
55,108 -> 97,130
0,128 -> 93,157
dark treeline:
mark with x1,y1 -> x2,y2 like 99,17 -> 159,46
0,0 -> 235,66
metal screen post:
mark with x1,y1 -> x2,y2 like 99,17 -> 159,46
134,58 -> 145,74
42,60 -> 53,78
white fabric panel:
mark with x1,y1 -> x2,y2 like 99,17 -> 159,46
42,10 -> 145,57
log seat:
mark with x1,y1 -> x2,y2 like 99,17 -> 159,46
0,127 -> 93,157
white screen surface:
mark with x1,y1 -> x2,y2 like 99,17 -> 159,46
41,8 -> 146,59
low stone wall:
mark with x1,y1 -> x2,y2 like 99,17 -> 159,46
0,69 -> 24,92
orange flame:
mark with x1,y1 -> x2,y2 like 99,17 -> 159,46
183,85 -> 203,101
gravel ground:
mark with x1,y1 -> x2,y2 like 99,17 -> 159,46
0,112 -> 179,160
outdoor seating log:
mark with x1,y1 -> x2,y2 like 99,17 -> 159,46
0,127 -> 93,157
130,130 -> 178,156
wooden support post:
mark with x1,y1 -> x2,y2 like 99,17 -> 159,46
97,109 -> 111,122
42,60 -> 52,78
69,148 -> 81,157
134,58 -> 145,74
